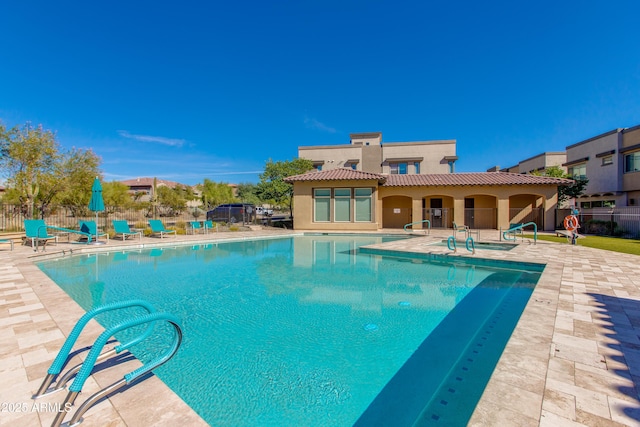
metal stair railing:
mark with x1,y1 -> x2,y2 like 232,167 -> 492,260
403,219 -> 431,235
52,312 -> 182,427
501,222 -> 537,244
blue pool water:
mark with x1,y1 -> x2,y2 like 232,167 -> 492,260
37,235 -> 543,426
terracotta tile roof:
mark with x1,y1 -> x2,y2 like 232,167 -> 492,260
120,177 -> 185,188
284,168 -> 387,182
383,172 -> 574,187
285,169 -> 574,187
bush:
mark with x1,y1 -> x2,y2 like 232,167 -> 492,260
584,219 -> 623,236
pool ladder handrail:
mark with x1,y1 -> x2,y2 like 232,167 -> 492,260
447,235 -> 476,254
447,235 -> 457,253
465,236 -> 476,255
32,300 -> 183,427
33,300 -> 156,399
403,219 -> 431,235
502,222 -> 537,244
54,312 -> 182,427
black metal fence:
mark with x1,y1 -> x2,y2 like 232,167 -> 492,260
0,204 -> 255,232
556,207 -> 640,238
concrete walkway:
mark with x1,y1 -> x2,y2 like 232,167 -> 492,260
1,229 -> 639,426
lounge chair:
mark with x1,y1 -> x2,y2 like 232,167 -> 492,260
23,219 -> 59,250
112,220 -> 142,241
204,220 -> 215,233
148,219 -> 177,238
188,221 -> 205,235
0,239 -> 13,251
452,222 -> 469,239
79,220 -> 109,243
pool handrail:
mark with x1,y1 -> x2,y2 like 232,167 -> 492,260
51,312 -> 183,427
465,236 -> 476,255
447,235 -> 457,253
403,219 -> 431,235
33,299 -> 156,399
502,222 -> 537,244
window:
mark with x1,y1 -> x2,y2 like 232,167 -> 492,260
414,162 -> 420,174
390,162 -> 408,174
355,188 -> 372,221
601,155 -> 613,166
624,152 -> 640,173
334,189 -> 351,222
568,164 -> 586,180
314,189 -> 330,222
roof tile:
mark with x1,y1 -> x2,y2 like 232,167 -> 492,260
285,169 -> 573,186
284,168 -> 387,182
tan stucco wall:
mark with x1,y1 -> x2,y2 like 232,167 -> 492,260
291,180 -> 380,231
299,145 -> 363,171
291,182 -> 560,231
381,141 -> 456,174
519,152 -> 567,174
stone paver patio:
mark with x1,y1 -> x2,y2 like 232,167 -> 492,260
1,229 -> 639,426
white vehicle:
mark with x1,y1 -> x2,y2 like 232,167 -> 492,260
255,207 -> 273,216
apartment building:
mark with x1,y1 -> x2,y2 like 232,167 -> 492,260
290,132 -> 573,231
298,132 -> 458,175
621,124 -> 640,206
563,125 -> 640,208
488,152 -> 567,175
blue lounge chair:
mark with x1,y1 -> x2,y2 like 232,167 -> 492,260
0,239 -> 13,251
23,219 -> 59,250
204,220 -> 215,233
188,221 -> 205,235
79,220 -> 109,243
112,220 -> 142,241
148,220 -> 176,238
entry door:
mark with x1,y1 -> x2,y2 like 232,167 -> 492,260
431,198 -> 443,228
464,198 -> 474,228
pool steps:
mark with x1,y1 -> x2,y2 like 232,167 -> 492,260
32,300 -> 183,427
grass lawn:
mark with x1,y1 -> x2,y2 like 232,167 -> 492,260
524,234 -> 640,256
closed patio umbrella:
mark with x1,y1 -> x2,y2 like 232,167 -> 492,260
88,177 -> 105,243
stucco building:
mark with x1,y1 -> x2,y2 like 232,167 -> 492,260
285,168 -> 572,232
299,132 -> 458,175
564,125 -> 640,208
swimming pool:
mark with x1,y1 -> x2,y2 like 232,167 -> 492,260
37,235 -> 543,426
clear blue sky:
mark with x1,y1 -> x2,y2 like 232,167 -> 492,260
1,1 -> 639,185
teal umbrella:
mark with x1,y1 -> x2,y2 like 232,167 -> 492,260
88,177 -> 105,242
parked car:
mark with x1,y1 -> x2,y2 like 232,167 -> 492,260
206,203 -> 255,224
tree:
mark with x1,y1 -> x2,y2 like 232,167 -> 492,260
257,158 -> 313,216
0,123 -> 60,218
198,179 -> 236,210
55,148 -> 102,216
533,165 -> 588,206
236,182 -> 261,205
0,122 -> 102,218
156,185 -> 187,216
103,181 -> 134,210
